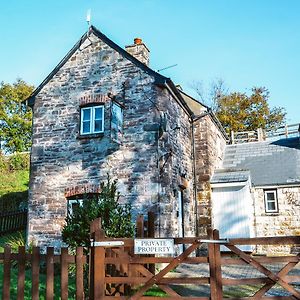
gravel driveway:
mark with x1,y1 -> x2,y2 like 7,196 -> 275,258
166,262 -> 300,297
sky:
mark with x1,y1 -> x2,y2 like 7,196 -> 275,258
1,0 -> 299,124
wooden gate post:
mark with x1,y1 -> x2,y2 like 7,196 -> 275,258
208,228 -> 217,300
213,229 -> 223,300
208,229 -> 223,300
147,211 -> 155,275
89,218 -> 105,300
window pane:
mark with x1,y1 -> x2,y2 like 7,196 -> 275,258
267,201 -> 276,211
94,107 -> 103,120
94,119 -> 103,132
82,121 -> 91,133
266,192 -> 275,201
83,108 -> 91,121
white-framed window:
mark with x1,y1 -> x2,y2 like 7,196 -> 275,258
80,105 -> 104,135
264,189 -> 278,213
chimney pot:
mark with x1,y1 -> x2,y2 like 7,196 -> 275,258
125,37 -> 150,66
134,38 -> 142,45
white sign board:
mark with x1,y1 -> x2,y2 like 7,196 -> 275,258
134,239 -> 174,255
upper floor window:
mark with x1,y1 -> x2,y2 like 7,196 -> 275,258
80,105 -> 104,135
264,189 -> 278,213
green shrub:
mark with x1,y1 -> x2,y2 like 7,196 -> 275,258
62,176 -> 135,251
8,152 -> 30,171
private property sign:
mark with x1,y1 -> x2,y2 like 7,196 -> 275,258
134,239 -> 174,255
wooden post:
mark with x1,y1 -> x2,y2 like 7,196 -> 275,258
136,215 -> 144,237
208,228 -> 217,300
60,248 -> 69,300
17,246 -> 26,300
89,218 -> 105,300
147,211 -> 155,274
2,246 -> 11,300
231,130 -> 235,144
46,247 -> 54,300
213,229 -> 223,300
31,246 -> 40,300
76,247 -> 84,300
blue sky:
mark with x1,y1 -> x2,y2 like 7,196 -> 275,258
1,0 -> 299,123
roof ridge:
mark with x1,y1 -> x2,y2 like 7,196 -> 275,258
26,25 -> 169,106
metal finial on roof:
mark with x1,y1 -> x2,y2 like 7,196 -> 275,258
86,9 -> 91,28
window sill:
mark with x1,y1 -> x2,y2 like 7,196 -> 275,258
264,212 -> 279,216
77,133 -> 104,139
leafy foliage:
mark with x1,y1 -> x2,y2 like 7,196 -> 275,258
216,87 -> 286,133
62,177 -> 135,250
0,79 -> 34,153
0,153 -> 29,211
191,80 -> 286,134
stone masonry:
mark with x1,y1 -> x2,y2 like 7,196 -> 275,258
27,27 -> 198,248
193,115 -> 227,235
254,187 -> 300,254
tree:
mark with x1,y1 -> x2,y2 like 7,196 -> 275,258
190,78 -> 228,111
0,79 -> 34,153
216,87 -> 286,133
191,80 -> 286,134
62,176 -> 135,251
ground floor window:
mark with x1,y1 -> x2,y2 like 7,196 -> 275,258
264,189 -> 278,213
67,194 -> 98,216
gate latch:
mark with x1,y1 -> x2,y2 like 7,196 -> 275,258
200,238 -> 229,244
91,241 -> 125,247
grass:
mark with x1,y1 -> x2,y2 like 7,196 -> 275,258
0,170 -> 29,197
0,169 -> 29,211
0,263 -> 77,299
143,286 -> 167,297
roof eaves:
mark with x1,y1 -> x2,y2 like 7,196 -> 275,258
178,89 -> 208,109
164,79 -> 194,118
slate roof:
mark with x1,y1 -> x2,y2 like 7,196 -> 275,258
220,137 -> 300,186
211,170 -> 250,184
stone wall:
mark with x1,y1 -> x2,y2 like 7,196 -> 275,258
193,116 -> 227,235
28,32 -> 195,248
156,88 -> 196,237
253,186 -> 300,254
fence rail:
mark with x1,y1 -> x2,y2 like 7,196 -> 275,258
1,215 -> 300,299
0,209 -> 27,235
90,228 -> 300,300
231,123 -> 300,144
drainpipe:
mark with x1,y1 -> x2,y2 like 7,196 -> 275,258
191,121 -> 199,238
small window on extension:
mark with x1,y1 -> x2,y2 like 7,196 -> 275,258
264,189 -> 278,213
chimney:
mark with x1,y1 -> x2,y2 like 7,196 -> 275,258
125,37 -> 150,66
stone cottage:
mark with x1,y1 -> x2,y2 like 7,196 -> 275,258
26,26 -> 227,248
